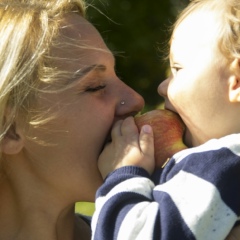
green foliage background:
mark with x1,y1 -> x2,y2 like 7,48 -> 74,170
86,0 -> 189,111
76,0 -> 189,216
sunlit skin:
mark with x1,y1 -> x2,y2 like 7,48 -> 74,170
158,10 -> 240,147
0,13 -> 144,240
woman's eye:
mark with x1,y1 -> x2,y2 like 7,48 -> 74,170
86,85 -> 106,92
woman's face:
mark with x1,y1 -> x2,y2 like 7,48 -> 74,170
23,14 -> 144,202
158,10 -> 234,147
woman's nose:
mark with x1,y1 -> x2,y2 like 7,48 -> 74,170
116,82 -> 145,117
158,78 -> 169,98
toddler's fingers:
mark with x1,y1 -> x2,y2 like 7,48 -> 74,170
121,116 -> 138,136
111,120 -> 123,139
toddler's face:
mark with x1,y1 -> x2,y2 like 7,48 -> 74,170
158,10 -> 233,147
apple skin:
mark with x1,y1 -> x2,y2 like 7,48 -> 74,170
134,109 -> 187,168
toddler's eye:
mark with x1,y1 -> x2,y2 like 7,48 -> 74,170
171,66 -> 182,76
86,85 -> 106,92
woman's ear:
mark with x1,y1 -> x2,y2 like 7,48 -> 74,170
229,58 -> 240,102
1,123 -> 24,155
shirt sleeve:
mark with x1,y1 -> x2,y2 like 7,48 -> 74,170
91,134 -> 240,240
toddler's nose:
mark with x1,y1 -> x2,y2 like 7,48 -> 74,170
158,78 -> 169,98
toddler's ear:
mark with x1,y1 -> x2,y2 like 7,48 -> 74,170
229,58 -> 240,102
1,123 -> 24,155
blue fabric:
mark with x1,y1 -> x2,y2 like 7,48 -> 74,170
91,134 -> 240,240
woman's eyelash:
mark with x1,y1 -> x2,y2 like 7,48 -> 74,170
86,85 -> 106,92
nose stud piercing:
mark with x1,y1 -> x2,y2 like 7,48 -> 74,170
120,101 -> 125,105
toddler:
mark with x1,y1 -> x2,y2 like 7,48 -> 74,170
91,0 -> 240,239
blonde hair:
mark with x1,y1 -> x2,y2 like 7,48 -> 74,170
0,0 -> 86,143
170,0 -> 240,60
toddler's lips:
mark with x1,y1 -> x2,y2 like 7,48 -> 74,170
164,105 -> 176,113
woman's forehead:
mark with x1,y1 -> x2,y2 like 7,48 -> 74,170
50,13 -> 112,71
59,14 -> 106,46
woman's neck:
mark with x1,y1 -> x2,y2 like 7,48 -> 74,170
0,151 -> 92,240
0,175 -> 91,240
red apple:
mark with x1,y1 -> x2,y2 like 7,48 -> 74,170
134,109 -> 187,168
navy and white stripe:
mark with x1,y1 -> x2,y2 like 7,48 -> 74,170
91,134 -> 240,240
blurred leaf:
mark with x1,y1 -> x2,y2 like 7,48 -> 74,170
75,202 -> 95,216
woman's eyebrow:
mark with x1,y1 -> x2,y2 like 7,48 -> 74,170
66,64 -> 107,84
74,64 -> 107,79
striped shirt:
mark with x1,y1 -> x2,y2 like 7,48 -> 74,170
91,134 -> 240,240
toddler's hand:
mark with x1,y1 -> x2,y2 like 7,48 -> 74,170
98,116 -> 155,179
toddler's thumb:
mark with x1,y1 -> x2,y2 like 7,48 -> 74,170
140,125 -> 154,159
